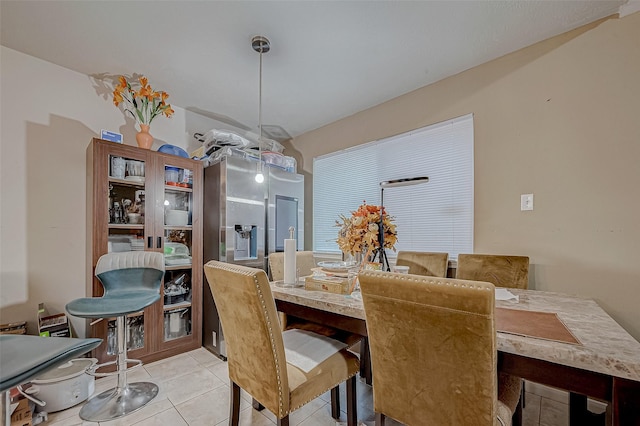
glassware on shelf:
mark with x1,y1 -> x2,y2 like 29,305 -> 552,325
126,160 -> 145,181
106,316 -> 144,355
164,308 -> 191,341
111,156 -> 126,179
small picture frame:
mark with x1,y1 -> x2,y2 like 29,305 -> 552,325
101,129 -> 123,144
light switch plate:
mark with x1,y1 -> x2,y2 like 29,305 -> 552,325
521,194 -> 534,211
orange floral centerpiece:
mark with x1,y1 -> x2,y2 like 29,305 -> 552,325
112,75 -> 174,148
336,202 -> 397,260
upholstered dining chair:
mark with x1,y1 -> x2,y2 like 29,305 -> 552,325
204,260 -> 360,426
268,251 -> 316,282
395,251 -> 449,277
269,251 -> 318,331
456,254 -> 529,289
269,251 -> 316,329
269,250 -> 362,417
358,271 -> 521,426
456,253 -> 529,421
268,251 -> 359,342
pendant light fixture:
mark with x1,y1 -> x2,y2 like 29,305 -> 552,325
252,35 -> 270,183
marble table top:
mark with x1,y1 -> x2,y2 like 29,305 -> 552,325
271,284 -> 640,383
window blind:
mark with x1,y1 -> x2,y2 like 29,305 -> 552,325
313,114 -> 474,259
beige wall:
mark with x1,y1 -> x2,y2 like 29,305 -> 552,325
290,13 -> 640,340
0,47 -> 224,336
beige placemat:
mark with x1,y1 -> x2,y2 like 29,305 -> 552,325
496,307 -> 581,345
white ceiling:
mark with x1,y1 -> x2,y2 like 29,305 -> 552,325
0,1 -> 630,139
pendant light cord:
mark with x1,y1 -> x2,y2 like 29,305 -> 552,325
252,36 -> 270,182
259,48 -> 263,166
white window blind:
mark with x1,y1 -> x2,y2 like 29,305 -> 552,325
313,114 -> 474,259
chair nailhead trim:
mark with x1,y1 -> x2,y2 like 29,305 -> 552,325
289,360 -> 360,412
254,273 -> 286,416
359,270 -> 494,291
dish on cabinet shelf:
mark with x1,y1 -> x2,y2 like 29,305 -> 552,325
165,255 -> 192,266
124,176 -> 145,183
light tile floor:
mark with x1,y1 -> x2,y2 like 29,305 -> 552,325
41,347 -> 605,426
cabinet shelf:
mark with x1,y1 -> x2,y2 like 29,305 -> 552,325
164,225 -> 193,231
165,264 -> 193,271
109,177 -> 145,187
164,185 -> 193,193
163,301 -> 192,311
108,224 -> 145,230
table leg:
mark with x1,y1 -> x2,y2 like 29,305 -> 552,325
612,377 -> 640,426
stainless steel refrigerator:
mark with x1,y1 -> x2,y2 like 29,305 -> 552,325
202,155 -> 304,359
267,165 -> 304,256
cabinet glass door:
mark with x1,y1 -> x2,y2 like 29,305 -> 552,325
162,163 -> 195,342
107,154 -> 148,253
106,314 -> 145,355
104,152 -> 151,356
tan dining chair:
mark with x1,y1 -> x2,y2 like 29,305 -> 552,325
456,253 -> 529,421
269,251 -> 316,330
269,250 -> 362,398
268,251 -> 316,282
269,251 -> 359,340
204,260 -> 359,426
358,271 -> 521,426
456,254 -> 529,289
395,251 -> 449,277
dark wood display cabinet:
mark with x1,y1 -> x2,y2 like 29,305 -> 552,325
86,138 -> 203,365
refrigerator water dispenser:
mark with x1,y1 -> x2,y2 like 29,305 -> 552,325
234,224 -> 257,259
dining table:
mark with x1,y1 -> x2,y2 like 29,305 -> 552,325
271,283 -> 640,426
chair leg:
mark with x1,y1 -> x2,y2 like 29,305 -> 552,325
331,386 -> 340,419
277,415 -> 290,426
375,412 -> 386,426
360,337 -> 372,385
229,382 -> 240,426
569,392 -> 588,426
512,397 -> 523,426
252,398 -> 264,411
346,376 -> 357,426
79,315 -> 158,422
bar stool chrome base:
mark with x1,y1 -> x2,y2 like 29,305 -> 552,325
79,382 -> 158,422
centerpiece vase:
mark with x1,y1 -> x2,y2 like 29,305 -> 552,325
136,124 -> 154,150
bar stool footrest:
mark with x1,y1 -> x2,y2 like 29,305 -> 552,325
88,358 -> 143,377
